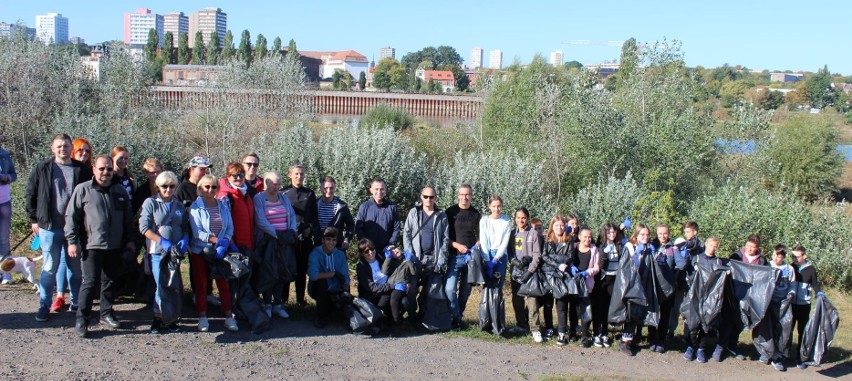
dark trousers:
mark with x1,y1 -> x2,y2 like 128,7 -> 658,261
688,326 -> 715,351
556,296 -> 589,335
510,280 -> 529,330
648,296 -> 674,344
76,249 -> 122,324
284,239 -> 312,304
592,275 -> 615,336
373,290 -> 407,324
310,279 -> 344,323
791,303 -> 811,360
718,303 -> 744,350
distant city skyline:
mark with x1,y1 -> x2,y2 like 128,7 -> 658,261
2,1 -> 850,74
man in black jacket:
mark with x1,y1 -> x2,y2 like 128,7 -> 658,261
25,134 -> 92,322
282,163 -> 320,307
65,155 -> 136,337
317,176 -> 354,250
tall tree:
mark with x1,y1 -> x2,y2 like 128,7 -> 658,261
615,37 -> 638,89
332,70 -> 341,89
206,31 -> 220,65
177,32 -> 190,65
238,30 -> 252,65
806,65 -> 836,108
255,34 -> 268,60
144,28 -> 159,62
287,39 -> 300,60
359,71 -> 367,90
162,31 -> 175,64
272,37 -> 282,56
221,30 -> 235,62
192,31 -> 205,64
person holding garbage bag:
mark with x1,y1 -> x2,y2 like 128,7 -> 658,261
139,171 -> 189,334
478,195 -> 511,336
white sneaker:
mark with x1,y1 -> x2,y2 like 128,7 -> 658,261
224,317 -> 239,332
206,295 -> 222,307
1,273 -> 11,285
532,331 -> 543,343
272,304 -> 289,319
198,316 -> 209,332
264,305 -> 273,318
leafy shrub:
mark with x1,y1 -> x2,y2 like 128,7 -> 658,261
565,172 -> 643,230
249,123 -> 321,183
360,104 -> 415,131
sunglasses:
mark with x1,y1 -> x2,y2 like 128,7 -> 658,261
421,195 -> 436,200
243,162 -> 259,167
159,184 -> 176,190
230,173 -> 245,179
95,167 -> 113,172
202,185 -> 219,190
78,149 -> 91,153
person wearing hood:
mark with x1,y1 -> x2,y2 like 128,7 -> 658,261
307,227 -> 350,329
790,244 -> 823,369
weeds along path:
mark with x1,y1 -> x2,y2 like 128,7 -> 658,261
0,286 -> 843,380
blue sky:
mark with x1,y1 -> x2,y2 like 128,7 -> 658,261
3,1 -> 850,74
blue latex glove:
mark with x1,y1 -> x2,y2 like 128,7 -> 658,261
31,236 -> 40,251
565,225 -> 572,234
817,291 -> 826,297
781,267 -> 791,278
485,259 -> 497,278
463,253 -> 471,264
578,270 -> 588,278
216,238 -> 230,249
636,243 -> 646,253
228,242 -> 239,252
215,246 -> 226,260
176,235 -> 190,254
622,216 -> 632,229
402,249 -> 412,262
679,247 -> 689,259
470,244 -> 479,252
159,238 -> 172,254
570,265 -> 579,276
394,283 -> 407,292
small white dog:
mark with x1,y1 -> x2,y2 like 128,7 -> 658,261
1,256 -> 40,292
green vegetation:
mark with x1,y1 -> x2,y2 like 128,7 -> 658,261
359,104 -> 415,131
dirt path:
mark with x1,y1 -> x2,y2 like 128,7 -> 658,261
0,284 -> 848,381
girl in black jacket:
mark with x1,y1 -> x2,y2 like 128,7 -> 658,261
592,222 -> 625,348
542,215 -> 575,346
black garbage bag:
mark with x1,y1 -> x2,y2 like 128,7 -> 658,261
566,274 -> 589,298
479,285 -> 505,335
609,250 -> 671,326
800,293 -> 840,366
420,273 -> 452,332
546,271 -> 571,299
467,246 -> 485,285
252,234 -> 296,293
346,304 -> 371,333
576,296 -> 593,324
681,261 -> 729,333
517,271 -> 547,297
353,297 -> 384,324
729,261 -> 777,330
158,250 -> 184,326
752,291 -> 794,361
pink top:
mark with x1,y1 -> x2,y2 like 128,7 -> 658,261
265,200 -> 290,231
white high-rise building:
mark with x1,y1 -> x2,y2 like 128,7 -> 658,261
550,50 -> 564,66
163,12 -> 188,46
124,8 -> 164,47
379,46 -> 395,60
35,13 -> 68,44
488,49 -> 502,69
470,47 -> 483,69
188,7 -> 227,45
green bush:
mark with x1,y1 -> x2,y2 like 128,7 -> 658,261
360,104 -> 415,131
566,172 -> 643,230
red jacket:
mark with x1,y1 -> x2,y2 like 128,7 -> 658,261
217,179 -> 256,250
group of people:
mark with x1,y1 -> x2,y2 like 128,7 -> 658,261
2,133 -> 829,371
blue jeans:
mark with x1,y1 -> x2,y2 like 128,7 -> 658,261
445,254 -> 472,319
38,227 -> 68,309
55,250 -> 81,305
150,253 -> 163,315
0,201 -> 10,259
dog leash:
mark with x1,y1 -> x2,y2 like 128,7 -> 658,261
10,231 -> 33,252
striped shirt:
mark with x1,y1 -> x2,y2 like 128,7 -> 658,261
265,200 -> 290,231
317,196 -> 339,232
207,205 -> 222,237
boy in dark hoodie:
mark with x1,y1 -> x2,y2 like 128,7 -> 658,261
790,245 -> 823,369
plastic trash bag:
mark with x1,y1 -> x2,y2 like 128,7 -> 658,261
158,250 -> 184,326
346,304 -> 371,333
800,293 -> 840,366
479,285 -> 505,335
517,271 -> 547,297
566,274 -> 588,298
681,261 -> 729,333
752,291 -> 794,361
546,271 -> 571,299
729,261 -> 777,330
352,297 -> 384,324
420,273 -> 452,332
467,245 -> 485,285
576,296 -> 592,324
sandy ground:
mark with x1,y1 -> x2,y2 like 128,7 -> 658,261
0,282 -> 849,381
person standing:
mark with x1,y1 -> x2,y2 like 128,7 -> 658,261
242,153 -> 264,194
65,155 -> 136,337
478,195 -> 511,336
317,176 -> 354,250
282,163 -> 320,308
445,184 -> 480,330
253,172 -> 297,319
0,135 -> 17,281
402,186 -> 449,318
355,177 -> 401,253
176,156 -> 211,207
25,134 -> 91,321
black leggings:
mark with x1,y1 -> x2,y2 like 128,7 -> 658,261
592,275 -> 615,336
791,303 -> 811,360
374,290 -> 408,324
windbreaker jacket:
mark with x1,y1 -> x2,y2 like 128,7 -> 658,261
402,205 -> 449,268
138,195 -> 187,254
64,180 -> 134,250
25,158 -> 91,230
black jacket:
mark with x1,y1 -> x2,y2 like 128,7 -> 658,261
283,185 -> 320,244
319,196 -> 355,247
356,255 -> 393,302
25,158 -> 92,230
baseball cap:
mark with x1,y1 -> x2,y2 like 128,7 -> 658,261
189,155 -> 211,168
